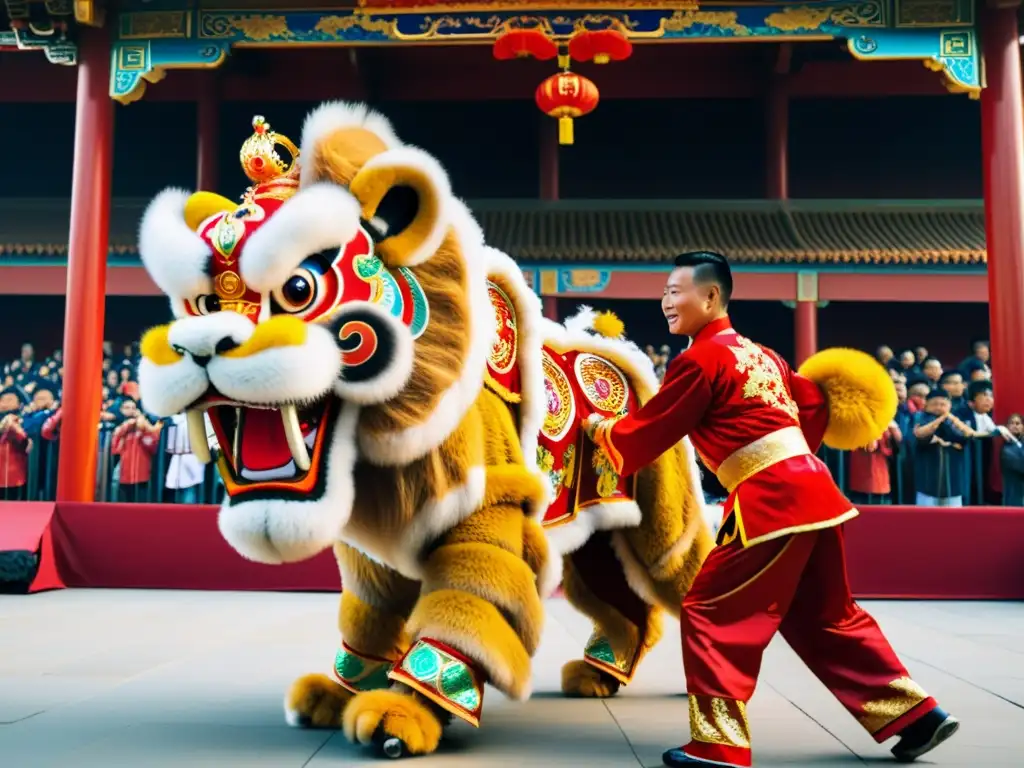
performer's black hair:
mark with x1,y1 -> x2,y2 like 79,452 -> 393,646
926,388 -> 950,401
673,250 -> 733,306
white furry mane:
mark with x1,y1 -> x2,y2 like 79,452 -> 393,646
562,305 -> 598,336
137,188 -> 214,301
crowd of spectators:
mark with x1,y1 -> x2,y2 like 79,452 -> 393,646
850,341 -> 1017,506
0,335 -> 1019,507
0,341 -> 217,504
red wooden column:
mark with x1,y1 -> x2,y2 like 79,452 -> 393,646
56,25 -> 114,502
794,272 -> 819,366
539,118 -> 559,322
794,298 -> 818,366
196,74 -> 219,191
542,296 -> 559,321
981,2 -> 1024,415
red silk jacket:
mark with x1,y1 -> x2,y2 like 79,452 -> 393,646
592,316 -> 856,547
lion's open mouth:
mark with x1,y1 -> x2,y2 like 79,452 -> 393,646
185,391 -> 335,495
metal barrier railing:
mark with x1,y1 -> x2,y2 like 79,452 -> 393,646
1,419 -> 224,505
818,437 -> 990,505
0,419 -> 1008,506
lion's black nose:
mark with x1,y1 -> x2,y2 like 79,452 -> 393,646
215,337 -> 240,355
173,336 -> 240,368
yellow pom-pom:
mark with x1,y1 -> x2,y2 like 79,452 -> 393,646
591,311 -> 625,339
798,348 -> 897,451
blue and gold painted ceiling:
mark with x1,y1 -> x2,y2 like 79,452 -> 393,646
108,0 -> 978,104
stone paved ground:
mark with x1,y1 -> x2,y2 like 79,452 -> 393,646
0,590 -> 1020,767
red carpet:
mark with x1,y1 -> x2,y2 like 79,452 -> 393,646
2,502 -> 1021,598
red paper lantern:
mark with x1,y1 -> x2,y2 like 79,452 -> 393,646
493,29 -> 558,61
535,71 -> 600,145
568,29 -> 633,65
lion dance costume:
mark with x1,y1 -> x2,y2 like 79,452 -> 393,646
135,104 -> 713,757
588,316 -> 959,766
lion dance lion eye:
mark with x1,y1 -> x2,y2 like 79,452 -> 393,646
186,294 -> 221,315
272,268 -> 320,315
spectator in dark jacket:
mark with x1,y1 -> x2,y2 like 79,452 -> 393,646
962,381 -> 1007,504
999,414 -> 1024,506
959,340 -> 991,380
20,383 -> 59,499
912,389 -> 975,506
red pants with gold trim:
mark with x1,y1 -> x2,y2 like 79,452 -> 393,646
679,525 -> 937,767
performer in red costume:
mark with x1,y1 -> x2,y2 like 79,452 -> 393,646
585,251 -> 959,767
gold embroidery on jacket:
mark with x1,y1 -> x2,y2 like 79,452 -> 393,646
728,336 -> 799,419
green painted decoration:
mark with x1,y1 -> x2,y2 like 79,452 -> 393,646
332,646 -> 393,692
440,662 -> 481,710
404,644 -> 442,681
334,647 -> 366,680
395,639 -> 484,717
585,635 -> 619,667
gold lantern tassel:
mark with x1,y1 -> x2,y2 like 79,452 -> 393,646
558,53 -> 570,70
559,116 -> 574,145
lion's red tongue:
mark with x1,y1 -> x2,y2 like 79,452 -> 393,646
239,408 -> 292,472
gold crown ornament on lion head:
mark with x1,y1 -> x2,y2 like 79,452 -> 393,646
239,115 -> 301,201
176,115 -> 305,322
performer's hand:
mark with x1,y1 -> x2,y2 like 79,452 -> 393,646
581,413 -> 602,440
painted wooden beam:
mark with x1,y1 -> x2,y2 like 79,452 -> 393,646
0,47 -> 948,103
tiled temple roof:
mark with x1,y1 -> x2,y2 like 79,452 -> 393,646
0,198 -> 986,266
472,200 -> 986,266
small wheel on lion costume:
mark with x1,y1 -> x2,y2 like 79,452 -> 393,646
376,733 -> 406,759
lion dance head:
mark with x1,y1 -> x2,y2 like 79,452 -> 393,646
137,104 -> 491,565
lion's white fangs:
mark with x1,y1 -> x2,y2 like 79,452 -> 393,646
186,403 -> 314,477
280,403 -> 312,472
186,409 -> 211,464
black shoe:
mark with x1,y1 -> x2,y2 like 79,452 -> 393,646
662,747 -> 740,767
890,706 -> 960,763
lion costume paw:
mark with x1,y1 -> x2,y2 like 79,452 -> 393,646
561,660 -> 622,698
342,688 -> 445,756
284,673 -> 353,729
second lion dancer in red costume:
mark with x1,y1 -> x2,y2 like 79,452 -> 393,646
585,251 -> 959,767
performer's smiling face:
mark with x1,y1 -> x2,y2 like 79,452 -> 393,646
663,266 -> 723,336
